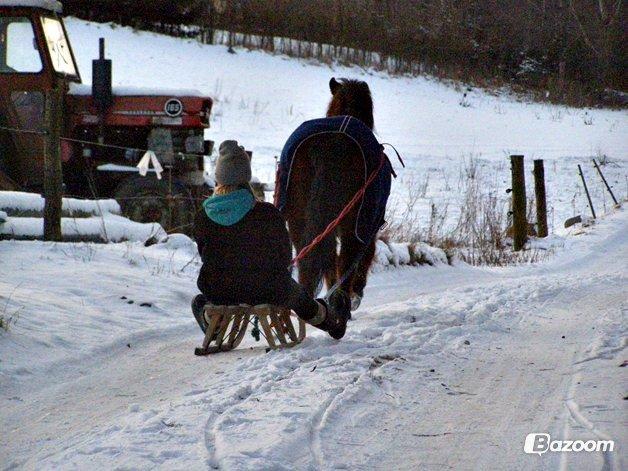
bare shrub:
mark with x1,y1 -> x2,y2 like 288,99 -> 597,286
1,285 -> 23,332
383,159 -> 549,266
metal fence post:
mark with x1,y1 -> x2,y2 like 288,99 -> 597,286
592,159 -> 619,206
578,164 -> 596,219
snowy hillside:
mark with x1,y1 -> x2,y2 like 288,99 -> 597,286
1,18 -> 626,471
65,18 -> 627,233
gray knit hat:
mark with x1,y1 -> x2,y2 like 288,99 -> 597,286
214,140 -> 252,186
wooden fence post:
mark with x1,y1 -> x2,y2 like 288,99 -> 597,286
533,159 -> 548,237
510,155 -> 527,251
43,86 -> 63,241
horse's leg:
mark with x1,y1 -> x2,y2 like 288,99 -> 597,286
299,165 -> 336,298
285,152 -> 320,295
323,234 -> 338,292
287,214 -> 305,279
337,210 -> 377,311
337,223 -> 362,311
348,238 -> 376,310
299,229 -> 335,298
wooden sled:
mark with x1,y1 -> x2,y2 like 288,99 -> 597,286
194,304 -> 306,356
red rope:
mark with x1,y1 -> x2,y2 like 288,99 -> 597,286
291,152 -> 386,266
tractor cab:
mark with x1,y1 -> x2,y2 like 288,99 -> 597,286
0,1 -> 215,230
0,0 -> 80,190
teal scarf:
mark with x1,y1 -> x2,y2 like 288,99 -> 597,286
202,189 -> 256,226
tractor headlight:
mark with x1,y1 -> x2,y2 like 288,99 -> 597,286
201,99 -> 212,126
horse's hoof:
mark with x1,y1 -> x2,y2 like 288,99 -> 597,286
350,294 -> 362,311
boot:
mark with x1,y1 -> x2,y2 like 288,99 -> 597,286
312,289 -> 351,340
191,294 -> 208,333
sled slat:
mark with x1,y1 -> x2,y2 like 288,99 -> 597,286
230,313 -> 251,350
214,308 -> 233,348
228,311 -> 245,345
269,308 -> 288,344
202,310 -> 222,350
282,309 -> 299,342
257,309 -> 277,349
194,303 -> 305,355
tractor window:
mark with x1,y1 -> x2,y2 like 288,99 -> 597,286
41,16 -> 77,76
0,17 -> 43,73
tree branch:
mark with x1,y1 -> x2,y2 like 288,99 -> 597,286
568,0 -> 601,58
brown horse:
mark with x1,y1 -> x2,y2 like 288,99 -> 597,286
284,77 -> 378,310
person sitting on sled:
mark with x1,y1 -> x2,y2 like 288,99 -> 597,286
191,140 -> 351,339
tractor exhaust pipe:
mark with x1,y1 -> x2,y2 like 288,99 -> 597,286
92,38 -> 112,113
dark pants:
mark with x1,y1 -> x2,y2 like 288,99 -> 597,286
191,276 -> 319,332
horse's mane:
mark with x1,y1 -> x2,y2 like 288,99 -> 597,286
326,79 -> 374,130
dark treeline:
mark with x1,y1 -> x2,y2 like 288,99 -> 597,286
63,0 -> 626,107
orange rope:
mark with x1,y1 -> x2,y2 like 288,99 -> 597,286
291,152 -> 386,266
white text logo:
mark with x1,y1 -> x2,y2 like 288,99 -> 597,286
524,433 -> 614,456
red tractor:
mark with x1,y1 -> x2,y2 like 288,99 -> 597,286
0,0 -> 214,230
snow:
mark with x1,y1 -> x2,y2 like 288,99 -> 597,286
389,242 -> 411,266
69,83 -> 206,98
149,233 -> 197,255
61,18 -> 627,235
0,0 -> 62,13
1,209 -> 625,469
0,18 -> 626,470
0,213 -> 166,242
374,239 -> 394,265
0,190 -> 121,215
0,191 -> 162,242
411,241 -> 449,266
97,163 -> 144,173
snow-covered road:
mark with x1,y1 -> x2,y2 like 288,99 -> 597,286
1,211 -> 625,470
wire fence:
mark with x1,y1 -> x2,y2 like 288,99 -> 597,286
0,123 -> 210,237
0,125 -> 205,160
1,124 -> 612,161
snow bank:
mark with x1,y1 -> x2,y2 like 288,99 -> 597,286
0,192 -> 163,242
375,239 -> 450,268
374,239 -> 394,265
389,242 -> 412,265
145,233 -> 197,257
0,214 -> 165,243
0,191 -> 445,261
0,191 -> 120,216
411,242 -> 450,266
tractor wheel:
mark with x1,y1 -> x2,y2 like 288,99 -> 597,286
114,176 -> 195,233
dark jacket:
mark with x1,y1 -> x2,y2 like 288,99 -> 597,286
193,200 -> 293,305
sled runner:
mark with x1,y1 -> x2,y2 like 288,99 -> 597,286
194,304 -> 306,356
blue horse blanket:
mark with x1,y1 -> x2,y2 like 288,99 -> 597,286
275,115 -> 394,243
